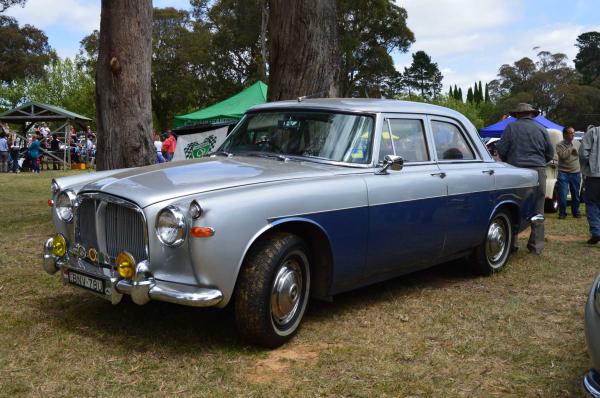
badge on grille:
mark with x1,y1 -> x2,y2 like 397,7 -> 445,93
88,247 -> 98,263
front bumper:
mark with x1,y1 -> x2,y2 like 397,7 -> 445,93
43,238 -> 223,308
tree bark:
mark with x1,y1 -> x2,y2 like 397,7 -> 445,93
267,0 -> 340,101
96,0 -> 154,170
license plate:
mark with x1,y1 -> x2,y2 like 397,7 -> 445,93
67,270 -> 105,294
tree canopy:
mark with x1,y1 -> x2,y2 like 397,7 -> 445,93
0,15 -> 53,83
575,31 -> 600,85
337,0 -> 414,97
403,51 -> 443,100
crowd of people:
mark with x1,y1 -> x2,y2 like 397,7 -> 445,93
496,103 -> 600,249
153,129 -> 176,163
0,123 -> 96,174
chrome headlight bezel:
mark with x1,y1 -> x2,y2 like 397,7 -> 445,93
55,190 -> 76,223
51,179 -> 60,195
155,205 -> 187,247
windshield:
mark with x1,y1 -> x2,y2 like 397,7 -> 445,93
219,111 -> 374,164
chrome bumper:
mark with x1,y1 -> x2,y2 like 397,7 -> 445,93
42,240 -> 223,308
584,369 -> 600,397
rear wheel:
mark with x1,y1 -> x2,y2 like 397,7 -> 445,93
469,211 -> 513,276
234,232 -> 310,348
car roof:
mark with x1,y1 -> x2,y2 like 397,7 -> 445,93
248,98 -> 468,120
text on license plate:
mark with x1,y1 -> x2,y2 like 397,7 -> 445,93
68,271 -> 105,294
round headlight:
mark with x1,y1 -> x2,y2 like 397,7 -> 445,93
56,190 -> 75,222
156,206 -> 187,246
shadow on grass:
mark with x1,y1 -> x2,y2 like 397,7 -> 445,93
307,258 -> 477,320
34,259 -> 477,351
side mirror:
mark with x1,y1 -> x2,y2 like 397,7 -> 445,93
376,155 -> 404,175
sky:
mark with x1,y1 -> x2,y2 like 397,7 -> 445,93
5,0 -> 600,96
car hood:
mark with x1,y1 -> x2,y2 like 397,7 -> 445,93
80,156 -> 358,207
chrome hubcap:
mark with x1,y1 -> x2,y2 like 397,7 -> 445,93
271,259 -> 303,327
486,219 -> 507,266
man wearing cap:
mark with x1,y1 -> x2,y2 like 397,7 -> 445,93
496,103 -> 554,254
579,125 -> 600,244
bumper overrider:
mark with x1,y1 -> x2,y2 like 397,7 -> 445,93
42,234 -> 223,307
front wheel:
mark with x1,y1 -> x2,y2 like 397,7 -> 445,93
234,232 -> 311,348
469,211 -> 513,276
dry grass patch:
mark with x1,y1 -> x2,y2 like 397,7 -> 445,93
1,171 -> 599,397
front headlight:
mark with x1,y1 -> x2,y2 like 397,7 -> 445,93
155,206 -> 187,246
56,190 -> 76,222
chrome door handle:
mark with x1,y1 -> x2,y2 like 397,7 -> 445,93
431,172 -> 446,178
482,169 -> 495,175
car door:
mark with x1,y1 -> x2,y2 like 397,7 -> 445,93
429,116 -> 495,256
365,115 -> 447,277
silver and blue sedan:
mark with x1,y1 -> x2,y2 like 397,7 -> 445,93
42,99 -> 540,347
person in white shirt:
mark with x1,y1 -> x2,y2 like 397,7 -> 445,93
153,131 -> 165,163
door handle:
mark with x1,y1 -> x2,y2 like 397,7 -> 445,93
431,172 -> 446,179
482,169 -> 495,175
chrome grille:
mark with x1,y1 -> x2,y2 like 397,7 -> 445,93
75,194 -> 147,263
105,203 -> 146,262
78,198 -> 98,250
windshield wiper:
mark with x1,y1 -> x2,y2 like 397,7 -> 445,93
240,151 -> 290,162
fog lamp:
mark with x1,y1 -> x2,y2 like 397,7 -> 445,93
50,234 -> 67,257
116,252 -> 136,279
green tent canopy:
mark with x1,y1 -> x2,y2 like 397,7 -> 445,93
173,81 -> 268,128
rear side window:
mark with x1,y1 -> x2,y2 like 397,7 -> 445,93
378,119 -> 429,163
431,120 -> 475,160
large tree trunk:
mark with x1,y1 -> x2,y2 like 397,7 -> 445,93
267,0 -> 340,101
95,0 -> 154,170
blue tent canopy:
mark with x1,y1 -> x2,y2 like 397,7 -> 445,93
479,115 -> 563,138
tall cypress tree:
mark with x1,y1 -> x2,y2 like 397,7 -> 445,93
484,82 -> 491,102
478,81 -> 483,102
448,85 -> 454,98
457,87 -> 463,102
466,87 -> 474,103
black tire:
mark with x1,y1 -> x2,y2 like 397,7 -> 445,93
469,211 -> 513,276
545,186 -> 559,213
234,232 -> 311,348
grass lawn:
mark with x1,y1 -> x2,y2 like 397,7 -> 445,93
1,170 -> 599,397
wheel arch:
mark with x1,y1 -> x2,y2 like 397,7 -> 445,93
234,217 -> 334,302
491,200 -> 521,231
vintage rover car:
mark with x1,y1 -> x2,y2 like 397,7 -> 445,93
43,99 -> 540,347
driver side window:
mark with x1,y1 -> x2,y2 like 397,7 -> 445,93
378,119 -> 429,163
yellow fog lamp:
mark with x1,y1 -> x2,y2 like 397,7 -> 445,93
116,252 -> 136,279
49,234 -> 67,258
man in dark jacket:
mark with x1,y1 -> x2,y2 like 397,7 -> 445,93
496,103 -> 554,254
